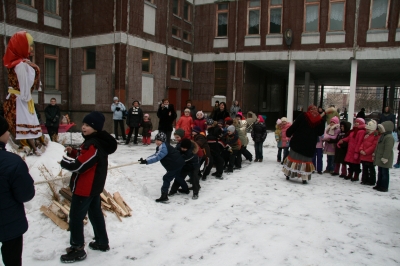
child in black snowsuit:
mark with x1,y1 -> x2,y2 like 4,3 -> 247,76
139,132 -> 186,202
141,114 -> 153,145
192,126 -> 212,181
206,119 -> 225,179
60,111 -> 118,263
221,125 -> 242,173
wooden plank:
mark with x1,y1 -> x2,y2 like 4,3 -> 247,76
40,205 -> 69,231
113,192 -> 129,214
49,203 -> 67,220
107,197 -> 128,217
100,193 -> 108,203
53,200 -> 69,216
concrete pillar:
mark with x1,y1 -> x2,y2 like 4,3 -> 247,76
383,86 -> 388,111
304,72 -> 310,110
348,60 -> 358,124
319,85 -> 324,107
314,80 -> 319,106
389,81 -> 395,111
287,60 -> 295,122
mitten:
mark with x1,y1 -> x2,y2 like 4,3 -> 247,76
116,107 -> 120,111
139,158 -> 147,164
372,153 -> 375,161
360,150 -> 366,155
354,153 -> 359,160
381,158 -> 388,164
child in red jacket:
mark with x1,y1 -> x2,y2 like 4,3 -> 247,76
176,108 -> 193,139
359,120 -> 380,186
193,111 -> 207,133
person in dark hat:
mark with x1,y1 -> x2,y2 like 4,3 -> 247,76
125,100 -> 143,145
60,111 -> 118,263
0,115 -> 35,266
210,100 -> 220,119
356,108 -> 365,119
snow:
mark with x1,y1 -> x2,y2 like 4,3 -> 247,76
6,132 -> 400,265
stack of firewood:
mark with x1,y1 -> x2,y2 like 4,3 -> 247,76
40,187 -> 132,231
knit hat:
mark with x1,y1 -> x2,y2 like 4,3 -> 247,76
0,116 -> 9,137
215,100 -> 219,104
225,118 -> 233,126
227,125 -> 235,133
184,108 -> 191,113
192,126 -> 202,134
236,112 -> 243,119
355,118 -> 365,125
82,111 -> 105,131
330,116 -> 339,124
276,119 -> 282,125
281,117 -> 287,122
365,120 -> 377,131
174,128 -> 185,138
206,118 -> 214,125
180,138 -> 192,149
132,100 -> 140,105
155,132 -> 167,142
113,97 -> 118,101
258,115 -> 264,123
144,113 -> 149,117
196,111 -> 204,118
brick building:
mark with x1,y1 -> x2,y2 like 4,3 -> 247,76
1,0 -> 399,131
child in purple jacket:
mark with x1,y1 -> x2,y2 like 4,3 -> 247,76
312,134 -> 324,174
323,116 -> 340,174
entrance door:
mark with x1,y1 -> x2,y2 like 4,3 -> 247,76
181,89 -> 190,111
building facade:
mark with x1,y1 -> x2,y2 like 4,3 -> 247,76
1,0 -> 399,130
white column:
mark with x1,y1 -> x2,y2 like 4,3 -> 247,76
348,60 -> 357,124
287,60 -> 296,122
304,72 -> 310,110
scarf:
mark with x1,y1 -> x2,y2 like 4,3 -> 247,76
304,105 -> 322,127
3,31 -> 30,68
326,124 -> 340,135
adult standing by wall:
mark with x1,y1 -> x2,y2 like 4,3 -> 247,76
230,100 -> 240,119
44,98 -> 61,142
210,100 -> 219,119
125,100 -> 143,145
356,108 -> 365,119
212,102 -> 230,121
184,100 -> 197,120
157,99 -> 177,144
283,105 -> 328,184
379,106 -> 396,127
111,97 -> 126,142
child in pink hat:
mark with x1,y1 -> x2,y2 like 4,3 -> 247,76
322,116 -> 340,173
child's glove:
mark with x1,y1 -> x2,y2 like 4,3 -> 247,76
139,158 -> 147,164
381,158 -> 388,164
360,150 -> 366,155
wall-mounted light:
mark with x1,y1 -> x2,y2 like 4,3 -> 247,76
284,29 -> 293,49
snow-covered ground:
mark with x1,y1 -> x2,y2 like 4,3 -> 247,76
7,131 -> 400,265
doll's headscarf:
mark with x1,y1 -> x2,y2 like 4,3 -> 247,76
305,105 -> 322,127
3,31 -> 31,68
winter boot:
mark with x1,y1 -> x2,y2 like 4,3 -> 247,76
351,172 -> 360,182
344,171 -> 353,180
168,190 -> 177,196
155,193 -> 169,202
178,188 -> 190,194
302,180 -> 308,184
89,241 -> 110,252
201,175 -> 207,181
60,246 -> 87,263
192,193 -> 199,200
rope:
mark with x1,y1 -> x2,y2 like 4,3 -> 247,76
34,161 -> 140,185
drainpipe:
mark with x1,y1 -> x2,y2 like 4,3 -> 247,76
164,0 -> 170,99
353,0 -> 360,58
2,0 -> 7,94
112,0 -> 116,99
125,0 -> 130,103
68,0 -> 72,114
190,0 -> 195,94
232,0 -> 238,103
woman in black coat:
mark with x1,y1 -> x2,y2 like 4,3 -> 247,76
157,99 -> 177,144
125,100 -> 143,144
212,102 -> 230,121
379,106 -> 396,127
283,105 -> 328,184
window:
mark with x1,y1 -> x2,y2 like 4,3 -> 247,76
17,0 -> 33,6
173,0 -> 179,16
170,58 -> 177,77
182,60 -> 189,79
172,27 -> 180,38
329,0 -> 345,31
45,0 -> 58,14
44,45 -> 58,91
184,2 -> 191,21
248,0 -> 260,35
216,4 -> 228,37
142,51 -> 151,73
304,0 -> 320,32
85,47 -> 96,70
214,62 -> 228,96
269,0 -> 283,34
183,31 -> 191,42
145,0 -> 155,3
369,0 -> 390,29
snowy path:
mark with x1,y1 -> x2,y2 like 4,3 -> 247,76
11,133 -> 400,265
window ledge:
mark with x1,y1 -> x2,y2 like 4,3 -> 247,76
367,29 -> 389,34
183,40 -> 192,45
144,1 -> 157,9
266,33 -> 282,38
366,29 -> 388,43
184,19 -> 192,24
16,3 -> 37,13
326,31 -> 345,35
326,31 -> 345,43
301,32 -> 320,44
245,36 -> 260,46
172,36 -> 181,41
142,73 -> 154,78
81,70 -> 96,75
44,12 -> 61,19
182,78 -> 191,82
266,34 -> 282,46
245,35 -> 261,38
171,77 -> 180,81
213,38 -> 228,48
301,32 -> 320,37
173,14 -> 182,20
43,90 -> 61,94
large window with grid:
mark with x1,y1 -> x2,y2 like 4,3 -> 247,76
216,4 -> 228,37
173,0 -> 180,16
44,45 -> 58,91
45,0 -> 58,14
214,62 -> 228,96
248,0 -> 261,35
329,0 -> 345,31
269,0 -> 283,34
142,51 -> 151,73
369,0 -> 390,29
170,58 -> 178,77
304,0 -> 320,32
184,1 -> 191,21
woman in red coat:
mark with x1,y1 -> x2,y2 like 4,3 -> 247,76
338,118 -> 366,181
359,120 -> 380,186
176,108 -> 193,139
